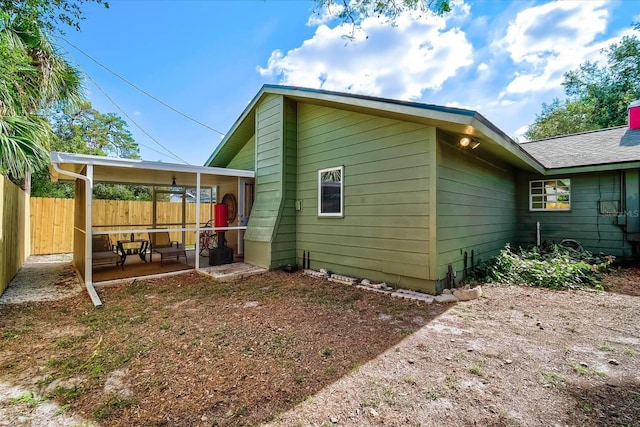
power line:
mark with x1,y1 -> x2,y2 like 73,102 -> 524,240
55,34 -> 226,136
58,44 -> 190,164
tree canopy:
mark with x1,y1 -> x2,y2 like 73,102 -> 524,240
0,0 -> 109,34
0,9 -> 82,179
525,26 -> 640,140
314,0 -> 450,38
31,101 -> 144,199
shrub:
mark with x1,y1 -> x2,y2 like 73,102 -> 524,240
477,243 -> 614,290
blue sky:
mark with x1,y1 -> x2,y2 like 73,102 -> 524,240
57,0 -> 640,166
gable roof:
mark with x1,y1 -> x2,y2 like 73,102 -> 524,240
205,85 -> 545,174
520,126 -> 640,171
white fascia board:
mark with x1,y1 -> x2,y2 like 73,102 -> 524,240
50,152 -> 254,178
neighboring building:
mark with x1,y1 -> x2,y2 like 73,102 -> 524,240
205,85 -> 640,293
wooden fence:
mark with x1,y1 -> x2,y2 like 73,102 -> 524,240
30,198 -> 212,255
1,176 -> 30,295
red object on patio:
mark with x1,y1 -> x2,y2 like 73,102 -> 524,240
214,203 -> 228,230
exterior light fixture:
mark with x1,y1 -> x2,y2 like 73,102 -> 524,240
171,177 -> 176,186
459,136 -> 471,147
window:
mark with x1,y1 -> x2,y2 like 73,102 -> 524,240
529,179 -> 571,211
318,166 -> 343,217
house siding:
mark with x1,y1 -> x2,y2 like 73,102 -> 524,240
243,94 -> 283,267
295,103 -> 433,291
436,134 -> 518,290
270,98 -> 297,266
516,170 -> 634,256
227,135 -> 255,171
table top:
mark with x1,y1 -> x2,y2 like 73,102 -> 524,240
117,239 -> 148,244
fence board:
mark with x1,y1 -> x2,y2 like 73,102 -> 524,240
30,198 -> 213,255
1,176 -> 29,295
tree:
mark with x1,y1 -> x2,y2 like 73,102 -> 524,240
525,26 -> 640,140
314,0 -> 450,38
0,10 -> 82,180
50,101 -> 139,159
31,101 -> 146,199
0,0 -> 109,34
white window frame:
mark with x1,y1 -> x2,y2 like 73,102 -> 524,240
529,179 -> 571,211
318,166 -> 344,217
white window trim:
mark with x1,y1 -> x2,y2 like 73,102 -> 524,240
529,179 -> 571,211
318,166 -> 344,217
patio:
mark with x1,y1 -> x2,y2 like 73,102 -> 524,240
92,249 -> 267,283
49,151 -> 256,306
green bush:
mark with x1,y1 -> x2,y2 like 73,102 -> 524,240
478,243 -> 614,290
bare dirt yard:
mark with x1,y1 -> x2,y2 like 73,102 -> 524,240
0,266 -> 639,426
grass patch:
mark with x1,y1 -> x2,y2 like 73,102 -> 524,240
92,396 -> 137,419
11,391 -> 41,407
571,363 -> 606,377
542,371 -> 564,387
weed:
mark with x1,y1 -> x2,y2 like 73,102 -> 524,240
11,391 -> 41,407
36,375 -> 55,386
2,330 -> 18,340
579,400 -> 592,413
48,385 -> 81,402
178,327 -> 186,336
570,363 -> 605,377
294,375 -> 304,384
598,342 -> 614,352
361,398 -> 381,407
624,348 -> 637,356
321,347 -> 333,357
572,364 -> 591,375
476,243 -> 613,289
160,322 -> 172,330
542,371 -> 563,387
425,387 -> 439,400
469,364 -> 484,377
92,396 -> 136,419
445,373 -> 458,390
55,404 -> 70,415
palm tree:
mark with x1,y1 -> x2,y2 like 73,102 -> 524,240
0,10 -> 82,182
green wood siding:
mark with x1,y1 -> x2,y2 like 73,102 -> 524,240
436,136 -> 517,289
516,171 -> 634,256
227,135 -> 255,171
295,103 -> 433,291
243,95 -> 297,268
270,98 -> 297,266
244,94 -> 283,266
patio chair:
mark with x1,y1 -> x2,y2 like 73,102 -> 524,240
91,234 -> 124,270
148,230 -> 187,266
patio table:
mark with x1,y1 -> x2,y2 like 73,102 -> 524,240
117,239 -> 150,263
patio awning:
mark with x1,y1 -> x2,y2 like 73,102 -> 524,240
50,151 -> 253,187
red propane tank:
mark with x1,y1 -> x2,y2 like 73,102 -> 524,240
214,203 -> 228,230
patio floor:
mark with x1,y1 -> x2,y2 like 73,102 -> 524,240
92,249 -> 266,283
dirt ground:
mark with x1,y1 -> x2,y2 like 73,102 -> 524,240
0,264 -> 639,426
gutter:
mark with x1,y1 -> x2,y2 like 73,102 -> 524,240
50,162 -> 103,307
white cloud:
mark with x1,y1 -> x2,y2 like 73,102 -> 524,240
497,1 -> 611,95
258,6 -> 474,100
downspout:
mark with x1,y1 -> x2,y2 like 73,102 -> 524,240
51,162 -> 102,307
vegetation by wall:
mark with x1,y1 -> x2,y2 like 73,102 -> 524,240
1,175 -> 30,296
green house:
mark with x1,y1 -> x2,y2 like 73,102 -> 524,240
206,85 -> 640,293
